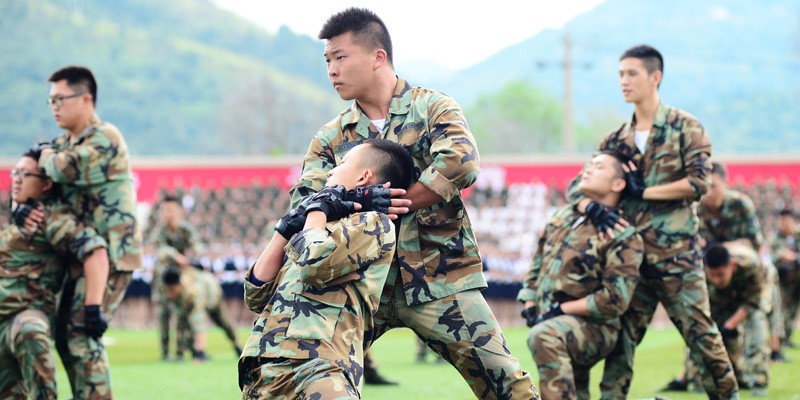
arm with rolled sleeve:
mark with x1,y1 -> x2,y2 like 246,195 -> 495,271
585,230 -> 644,319
287,212 -> 394,289
416,98 -> 481,202
243,266 -> 281,313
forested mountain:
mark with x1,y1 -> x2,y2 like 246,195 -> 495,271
2,0 -> 798,156
0,0 -> 343,156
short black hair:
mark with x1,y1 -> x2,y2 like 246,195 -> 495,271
779,208 -> 796,218
620,44 -> 664,76
362,139 -> 415,190
48,65 -> 97,106
704,243 -> 731,269
319,7 -> 393,65
161,195 -> 181,205
596,150 -> 627,179
711,162 -> 727,180
162,268 -> 181,286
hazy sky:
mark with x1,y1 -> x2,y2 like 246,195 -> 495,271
212,1 -> 606,70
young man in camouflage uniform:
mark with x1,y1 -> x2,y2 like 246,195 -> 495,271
663,161 -> 773,392
38,65 -> 143,399
1,150 -> 110,399
162,267 -> 242,363
290,8 -> 538,399
518,152 -> 644,399
238,139 -> 414,399
567,45 -> 739,399
770,209 -> 800,349
678,244 -> 766,394
152,195 -> 201,361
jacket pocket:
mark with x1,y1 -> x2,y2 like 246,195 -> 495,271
285,290 -> 347,341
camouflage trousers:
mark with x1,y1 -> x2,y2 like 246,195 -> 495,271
528,315 -> 618,400
55,267 -> 132,400
769,283 -> 786,343
181,302 -> 241,354
741,309 -> 771,387
0,310 -> 57,400
684,323 -> 744,388
240,357 -> 359,400
599,254 -> 738,400
160,299 -> 191,359
779,271 -> 800,344
366,266 -> 540,400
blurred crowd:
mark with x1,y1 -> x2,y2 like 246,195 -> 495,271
1,174 -> 797,301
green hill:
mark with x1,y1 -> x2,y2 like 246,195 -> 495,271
0,0 -> 345,156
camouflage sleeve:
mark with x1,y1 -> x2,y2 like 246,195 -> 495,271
46,207 -> 108,261
285,212 -> 395,289
737,197 -> 764,249
417,95 -> 481,201
517,234 -> 547,302
242,265 -> 281,313
742,259 -> 765,314
289,134 -> 335,209
681,119 -> 712,200
586,229 -> 644,319
39,128 -> 118,187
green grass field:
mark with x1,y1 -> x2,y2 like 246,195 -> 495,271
55,327 -> 800,399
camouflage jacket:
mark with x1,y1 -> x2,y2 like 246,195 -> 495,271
768,229 -> 800,272
698,189 -> 763,250
240,212 -> 395,370
171,268 -> 222,332
0,199 -> 107,320
39,114 -> 142,272
517,206 -> 644,328
568,102 -> 712,265
290,77 -> 483,306
708,245 -> 765,322
153,221 -> 199,266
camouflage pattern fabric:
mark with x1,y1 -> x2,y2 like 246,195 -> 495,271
0,310 -> 57,400
768,230 -> 800,342
39,113 -> 142,273
683,245 -> 766,386
55,267 -> 132,400
368,266 -> 539,399
239,212 -> 396,398
697,189 -> 763,249
289,77 -> 485,306
171,268 -> 240,354
517,206 -> 644,329
766,263 -> 786,342
528,316 -> 618,400
517,205 -> 642,399
152,221 -> 199,357
565,103 -> 737,399
241,358 -> 359,400
741,309 -> 770,387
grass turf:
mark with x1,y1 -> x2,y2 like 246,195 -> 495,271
54,326 -> 800,399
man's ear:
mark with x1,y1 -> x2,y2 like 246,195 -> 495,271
358,168 -> 375,186
373,49 -> 388,71
41,178 -> 53,193
650,70 -> 662,88
611,177 -> 627,193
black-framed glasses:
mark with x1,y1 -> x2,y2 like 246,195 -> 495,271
10,169 -> 45,180
47,92 -> 84,108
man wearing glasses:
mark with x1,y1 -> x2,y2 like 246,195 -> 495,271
35,65 -> 142,399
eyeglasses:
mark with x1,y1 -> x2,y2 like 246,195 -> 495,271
47,92 -> 84,108
10,169 -> 45,180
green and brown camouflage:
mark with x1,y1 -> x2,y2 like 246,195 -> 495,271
0,310 -> 57,400
517,206 -> 644,329
529,315 -> 619,400
239,211 -> 395,396
698,188 -> 763,250
241,358 -> 359,400
0,199 -> 106,319
39,114 -> 142,272
768,229 -> 800,342
289,77 -> 484,306
567,102 -> 713,266
708,245 -> 765,321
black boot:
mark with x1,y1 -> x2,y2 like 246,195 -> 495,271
364,364 -> 398,385
659,378 -> 687,392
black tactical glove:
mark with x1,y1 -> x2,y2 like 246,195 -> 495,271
10,202 -> 37,229
521,306 -> 539,328
585,201 -> 624,233
304,185 -> 356,221
719,326 -> 738,341
623,168 -> 646,200
344,184 -> 392,214
84,305 -> 109,339
274,195 -> 316,239
534,302 -> 565,325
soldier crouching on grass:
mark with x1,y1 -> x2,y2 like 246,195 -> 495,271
237,139 -> 414,399
0,149 -> 110,399
518,151 -> 644,400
